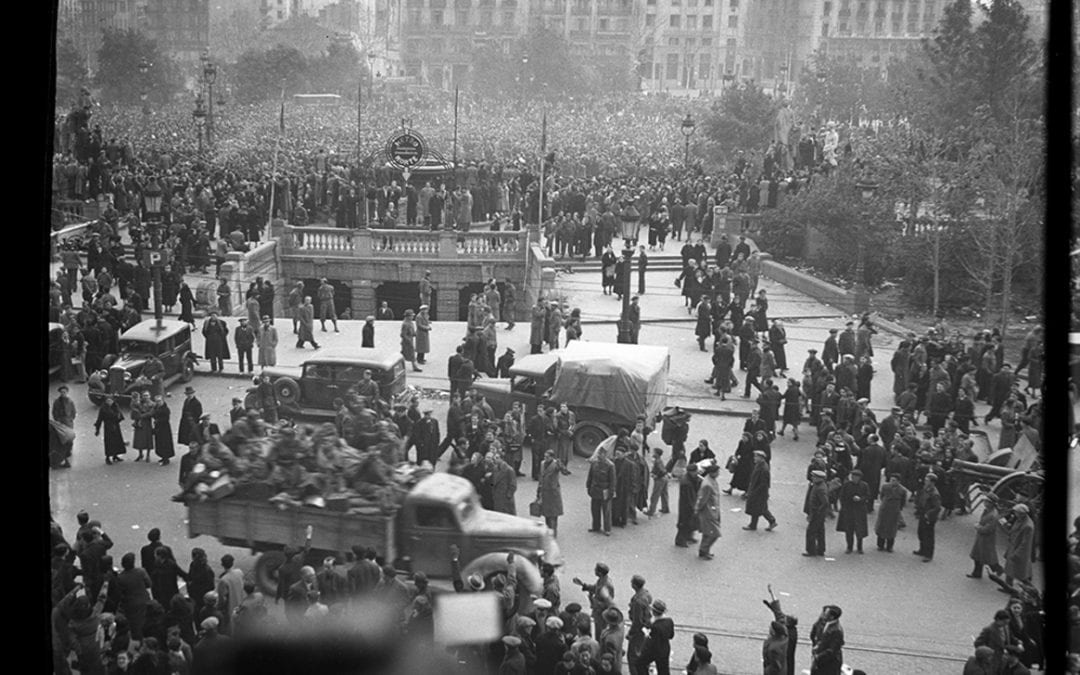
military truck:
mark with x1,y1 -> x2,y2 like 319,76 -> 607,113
471,342 -> 670,457
187,473 -> 560,595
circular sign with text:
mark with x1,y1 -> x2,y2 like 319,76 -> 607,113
386,131 -> 426,168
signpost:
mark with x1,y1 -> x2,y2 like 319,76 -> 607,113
385,121 -> 427,226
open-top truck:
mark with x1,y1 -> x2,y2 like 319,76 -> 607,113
187,473 -> 561,595
471,341 -> 670,457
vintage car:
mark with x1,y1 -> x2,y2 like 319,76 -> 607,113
48,323 -> 65,378
88,319 -> 198,405
249,349 -> 412,420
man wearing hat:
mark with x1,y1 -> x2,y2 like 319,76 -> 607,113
626,574 -> 652,674
1003,503 -> 1034,586
998,644 -> 1030,675
496,347 -> 516,379
499,635 -> 526,674
419,270 -> 432,309
913,472 -> 942,562
597,606 -> 625,665
836,469 -> 870,554
361,314 -> 375,348
803,348 -> 824,378
316,278 -> 338,333
416,305 -> 432,364
535,616 -> 567,674
804,470 -> 830,557
695,461 -> 722,560
628,295 -> 641,344
177,386 -> 202,447
810,605 -> 844,675
640,599 -> 674,675
412,409 -> 441,466
234,316 -> 257,374
257,315 -> 278,367
676,462 -> 701,548
822,328 -> 840,373
874,473 -> 907,552
744,450 -> 777,531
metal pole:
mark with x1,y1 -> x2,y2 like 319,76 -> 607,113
453,86 -> 459,168
617,246 -> 633,343
357,77 -> 363,162
685,135 -> 690,167
207,82 -> 214,147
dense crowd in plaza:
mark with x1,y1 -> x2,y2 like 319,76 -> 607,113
48,81 -> 1049,674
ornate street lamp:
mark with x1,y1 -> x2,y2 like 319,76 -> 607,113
680,113 -> 696,167
139,57 -> 151,116
203,56 -> 217,146
853,179 -> 878,314
192,94 -> 207,155
617,203 -> 640,343
142,177 -> 165,329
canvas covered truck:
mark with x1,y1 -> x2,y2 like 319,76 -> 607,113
471,342 -> 670,457
187,472 -> 561,595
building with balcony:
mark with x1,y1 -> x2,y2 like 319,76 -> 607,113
59,0 -> 148,72
814,0 -> 944,70
143,0 -> 210,65
738,0 -> 815,94
637,0 -> 746,94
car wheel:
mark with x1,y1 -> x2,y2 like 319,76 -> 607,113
243,392 -> 259,411
179,359 -> 195,383
253,550 -> 287,596
273,377 -> 301,407
573,421 -> 613,458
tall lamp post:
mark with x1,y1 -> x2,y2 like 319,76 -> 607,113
680,113 -> 696,168
142,178 -> 165,330
201,53 -> 217,148
853,179 -> 877,314
617,203 -> 639,344
193,93 -> 207,156
138,57 -> 151,116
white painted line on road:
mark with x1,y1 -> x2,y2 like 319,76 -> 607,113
729,508 -> 742,512
132,524 -> 140,529
824,557 -> 835,561
779,592 -> 791,597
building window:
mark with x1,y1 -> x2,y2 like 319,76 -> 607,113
727,14 -> 737,27
686,15 -> 697,29
669,15 -> 680,27
647,0 -> 655,4
689,0 -> 697,5
874,19 -> 883,32
702,14 -> 712,28
699,54 -> 711,79
645,13 -> 655,25
704,0 -> 713,6
823,1 -> 832,12
599,17 -> 609,30
668,37 -> 680,45
685,37 -> 695,47
666,53 -> 679,79
822,22 -> 829,35
433,10 -> 443,24
702,36 -> 712,45
456,9 -> 468,24
576,17 -> 585,30
503,11 -> 514,24
277,9 -> 283,18
408,9 -> 421,24
729,0 -> 738,9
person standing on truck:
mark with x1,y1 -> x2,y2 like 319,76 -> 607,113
554,403 -> 576,472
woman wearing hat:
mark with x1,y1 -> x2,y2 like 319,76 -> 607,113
1004,503 -> 1034,586
400,310 -> 421,373
131,390 -> 155,462
151,394 -> 175,466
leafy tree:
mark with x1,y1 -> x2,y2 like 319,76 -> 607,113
796,51 -> 893,125
233,45 -> 309,103
310,39 -> 364,98
56,38 -> 88,107
468,27 -> 589,99
970,0 -> 1042,124
95,28 -> 182,105
701,83 -> 777,160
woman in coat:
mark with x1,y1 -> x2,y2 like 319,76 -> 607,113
149,546 -> 188,605
131,390 -> 155,462
967,497 -> 1002,578
1004,505 -> 1034,584
178,281 -> 195,327
836,470 -> 870,553
257,318 -> 278,367
95,395 -> 127,464
694,298 -> 712,350
724,432 -> 755,495
400,310 -> 421,372
600,246 -> 617,294
529,300 -> 546,351
415,306 -> 432,365
874,474 -> 907,552
779,379 -> 802,440
768,320 -> 787,374
762,619 -> 789,675
538,450 -> 565,537
151,395 -> 175,465
753,290 -> 769,337
161,266 -> 181,312
481,317 -> 498,377
201,314 -> 231,373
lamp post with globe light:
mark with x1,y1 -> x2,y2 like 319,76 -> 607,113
853,179 -> 878,314
138,57 -> 151,116
192,93 -> 207,155
142,177 -> 165,330
617,203 -> 640,343
201,52 -> 217,147
680,113 -> 696,168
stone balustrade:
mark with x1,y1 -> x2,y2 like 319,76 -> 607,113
280,225 -> 529,260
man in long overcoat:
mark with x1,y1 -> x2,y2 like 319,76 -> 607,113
836,469 -> 870,553
804,471 -> 829,557
202,312 -> 230,373
490,451 -> 517,515
873,474 -> 906,552
913,473 -> 942,562
257,316 -> 278,367
530,298 -> 546,354
178,386 -> 202,447
586,446 -> 616,535
744,451 -> 777,531
412,410 -> 441,466
538,450 -> 565,537
967,496 -> 1002,579
855,435 -> 886,512
695,463 -> 722,560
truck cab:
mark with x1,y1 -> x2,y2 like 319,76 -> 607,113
397,474 -> 561,586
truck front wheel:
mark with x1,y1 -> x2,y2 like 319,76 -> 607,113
573,422 -> 613,458
253,550 -> 287,596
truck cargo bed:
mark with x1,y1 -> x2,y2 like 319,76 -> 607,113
188,498 -> 396,559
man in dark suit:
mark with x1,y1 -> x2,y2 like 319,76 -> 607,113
285,565 -> 319,624
413,410 -> 441,466
447,346 -> 465,398
139,528 -> 163,575
178,386 -> 202,447
347,546 -> 381,599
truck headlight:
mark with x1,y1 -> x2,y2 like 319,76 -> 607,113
124,372 -> 133,382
